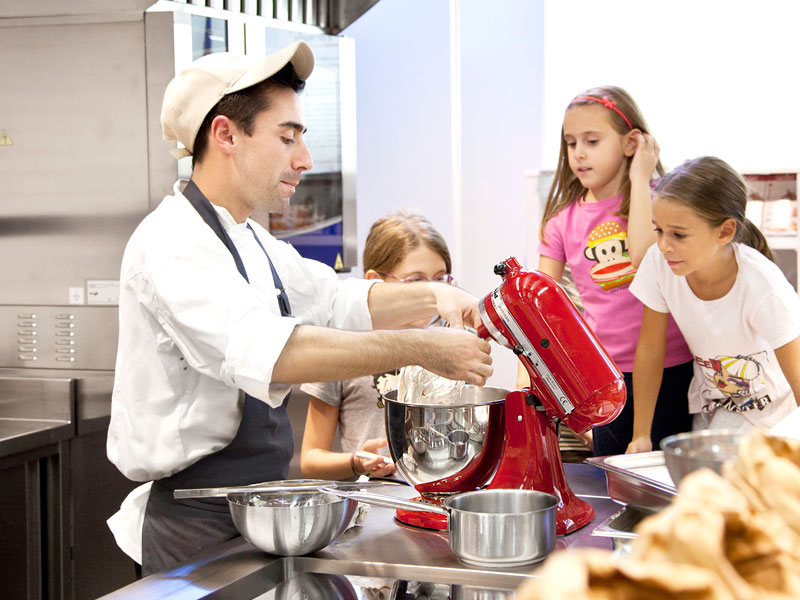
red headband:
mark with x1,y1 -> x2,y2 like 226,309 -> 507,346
570,95 -> 633,129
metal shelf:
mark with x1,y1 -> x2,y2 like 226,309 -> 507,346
743,170 -> 799,293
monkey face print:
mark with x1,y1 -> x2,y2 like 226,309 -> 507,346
584,221 -> 636,290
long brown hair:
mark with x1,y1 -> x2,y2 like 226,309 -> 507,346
654,156 -> 774,261
363,211 -> 451,274
540,86 -> 664,240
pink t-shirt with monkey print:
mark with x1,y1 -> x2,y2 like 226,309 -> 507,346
537,193 -> 691,372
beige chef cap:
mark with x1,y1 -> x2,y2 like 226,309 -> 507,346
161,40 -> 314,159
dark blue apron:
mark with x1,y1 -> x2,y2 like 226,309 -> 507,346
141,180 -> 294,575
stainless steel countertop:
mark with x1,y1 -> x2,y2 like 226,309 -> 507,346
0,368 -> 115,435
0,370 -> 115,459
101,464 -> 619,599
0,375 -> 76,458
0,418 -> 74,458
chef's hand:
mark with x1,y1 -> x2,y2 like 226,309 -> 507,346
354,439 -> 396,478
416,327 -> 493,385
429,282 -> 482,331
625,435 -> 652,454
628,131 -> 660,184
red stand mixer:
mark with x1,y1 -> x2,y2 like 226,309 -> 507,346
384,257 -> 626,535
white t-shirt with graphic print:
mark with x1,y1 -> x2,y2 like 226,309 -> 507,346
630,242 -> 800,429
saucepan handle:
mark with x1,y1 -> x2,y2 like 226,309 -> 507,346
319,487 -> 450,517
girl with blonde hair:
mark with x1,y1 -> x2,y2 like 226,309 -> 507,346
300,211 -> 453,479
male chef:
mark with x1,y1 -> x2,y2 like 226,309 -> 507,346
107,40 -> 492,575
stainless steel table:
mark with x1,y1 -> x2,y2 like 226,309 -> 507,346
0,376 -> 75,458
102,464 -> 620,599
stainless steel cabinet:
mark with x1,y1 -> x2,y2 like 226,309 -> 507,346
69,429 -> 139,599
0,373 -> 138,599
0,442 -> 68,599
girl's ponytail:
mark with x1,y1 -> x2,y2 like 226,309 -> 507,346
738,218 -> 775,262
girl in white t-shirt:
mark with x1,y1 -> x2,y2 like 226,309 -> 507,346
628,156 -> 800,453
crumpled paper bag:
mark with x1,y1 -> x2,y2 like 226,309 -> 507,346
516,547 -> 732,600
516,432 -> 800,600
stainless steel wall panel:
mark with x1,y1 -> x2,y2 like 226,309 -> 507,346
0,305 -> 119,370
0,0 -> 155,19
339,35 -> 358,269
145,11 -> 181,210
0,18 -> 151,305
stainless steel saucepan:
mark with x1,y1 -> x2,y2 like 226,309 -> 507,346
321,487 -> 557,567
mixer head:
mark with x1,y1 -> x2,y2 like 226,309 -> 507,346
476,257 -> 626,434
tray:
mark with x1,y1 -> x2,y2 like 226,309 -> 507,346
591,504 -> 652,540
586,451 -> 678,511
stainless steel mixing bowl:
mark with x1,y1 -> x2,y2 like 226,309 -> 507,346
383,386 -> 508,491
660,429 -> 745,486
227,490 -> 358,556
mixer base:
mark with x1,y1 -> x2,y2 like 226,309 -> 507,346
394,497 -> 448,530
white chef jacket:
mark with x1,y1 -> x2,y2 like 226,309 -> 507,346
107,181 -> 376,483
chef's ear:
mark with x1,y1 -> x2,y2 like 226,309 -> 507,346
210,115 -> 237,155
364,269 -> 384,281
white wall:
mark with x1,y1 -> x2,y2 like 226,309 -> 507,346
343,0 -> 456,274
543,0 -> 800,172
456,1 -> 544,387
344,0 -> 545,389
344,0 -> 798,388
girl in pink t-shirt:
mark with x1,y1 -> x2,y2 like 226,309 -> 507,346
517,86 -> 693,456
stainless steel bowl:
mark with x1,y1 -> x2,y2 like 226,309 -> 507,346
660,429 -> 745,486
384,386 -> 508,492
227,490 -> 358,556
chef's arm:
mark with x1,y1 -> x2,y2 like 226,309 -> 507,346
366,281 -> 482,331
627,306 -> 669,454
272,325 -> 492,386
775,336 -> 800,406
